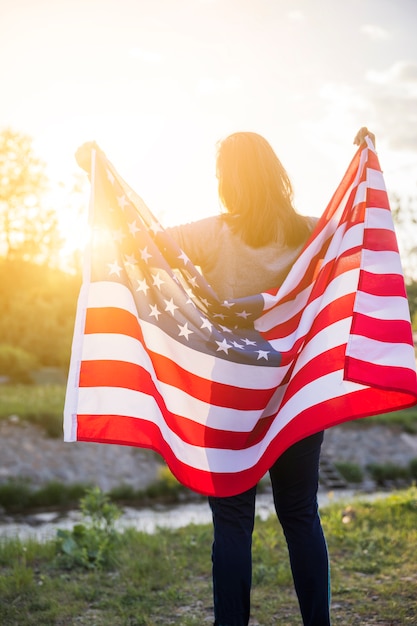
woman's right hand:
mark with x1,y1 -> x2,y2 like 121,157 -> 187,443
75,141 -> 101,173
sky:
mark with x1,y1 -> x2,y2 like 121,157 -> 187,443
1,0 -> 417,251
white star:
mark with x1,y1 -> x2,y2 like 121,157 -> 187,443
232,341 -> 244,349
257,350 -> 269,360
200,317 -> 213,332
152,273 -> 165,289
139,246 -> 152,262
149,219 -> 163,235
164,298 -> 179,316
117,194 -> 129,210
124,253 -> 137,267
149,304 -> 161,320
177,251 -> 189,265
136,278 -> 149,294
243,338 -> 257,346
188,276 -> 198,288
200,298 -> 210,308
128,220 -> 140,236
216,338 -> 232,354
219,324 -> 232,333
107,260 -> 122,277
213,312 -> 226,320
236,310 -> 251,319
222,300 -> 235,309
112,228 -> 126,243
178,322 -> 193,340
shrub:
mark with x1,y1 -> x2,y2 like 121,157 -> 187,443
367,462 -> 410,485
408,458 -> 417,480
0,344 -> 37,384
55,487 -> 122,570
0,480 -> 32,512
30,482 -> 90,509
335,461 -> 364,483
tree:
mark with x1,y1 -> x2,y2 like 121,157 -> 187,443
0,128 -> 62,264
391,193 -> 417,330
391,192 -> 417,282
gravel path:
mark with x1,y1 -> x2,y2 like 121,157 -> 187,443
1,418 -> 417,492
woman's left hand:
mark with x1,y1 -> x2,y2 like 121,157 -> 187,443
353,127 -> 376,147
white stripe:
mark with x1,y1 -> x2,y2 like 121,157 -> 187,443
366,207 -> 395,230
367,168 -> 386,192
353,291 -> 409,320
346,335 -> 416,368
88,281 -> 139,315
360,249 -> 403,275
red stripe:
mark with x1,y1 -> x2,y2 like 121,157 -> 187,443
358,271 -> 407,298
350,313 -> 414,344
85,307 -> 143,340
364,228 -> 398,252
345,357 -> 417,392
367,188 -> 390,209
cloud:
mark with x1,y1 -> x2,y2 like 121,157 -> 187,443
196,76 -> 242,96
287,10 -> 305,21
130,47 -> 163,64
365,62 -> 417,151
360,23 -> 391,41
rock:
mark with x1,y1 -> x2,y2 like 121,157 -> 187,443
0,421 -> 164,492
0,420 -> 416,493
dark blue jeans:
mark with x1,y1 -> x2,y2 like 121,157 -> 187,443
208,431 -> 330,626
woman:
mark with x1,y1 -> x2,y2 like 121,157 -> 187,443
76,127 -> 374,626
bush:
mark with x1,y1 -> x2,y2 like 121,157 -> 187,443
0,480 -> 91,513
408,458 -> 417,480
335,461 -> 364,483
0,344 -> 37,384
367,462 -> 410,485
0,480 -> 32,512
55,487 -> 122,570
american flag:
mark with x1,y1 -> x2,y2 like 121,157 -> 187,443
64,139 -> 417,496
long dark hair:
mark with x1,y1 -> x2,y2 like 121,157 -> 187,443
216,132 -> 310,247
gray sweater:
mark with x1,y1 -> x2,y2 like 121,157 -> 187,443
168,215 -> 317,301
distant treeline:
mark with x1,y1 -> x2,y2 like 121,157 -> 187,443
0,259 -> 81,381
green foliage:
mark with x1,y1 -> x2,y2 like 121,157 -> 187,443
0,128 -> 63,264
0,259 -> 81,368
55,487 -> 122,570
367,462 -> 410,485
0,343 -> 37,383
0,479 -> 90,513
0,479 -> 32,512
1,489 -> 417,624
0,384 -> 65,430
408,457 -> 417,480
406,280 -> 417,329
334,461 -> 364,483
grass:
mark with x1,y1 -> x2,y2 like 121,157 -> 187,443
1,384 -> 417,437
0,488 -> 417,625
